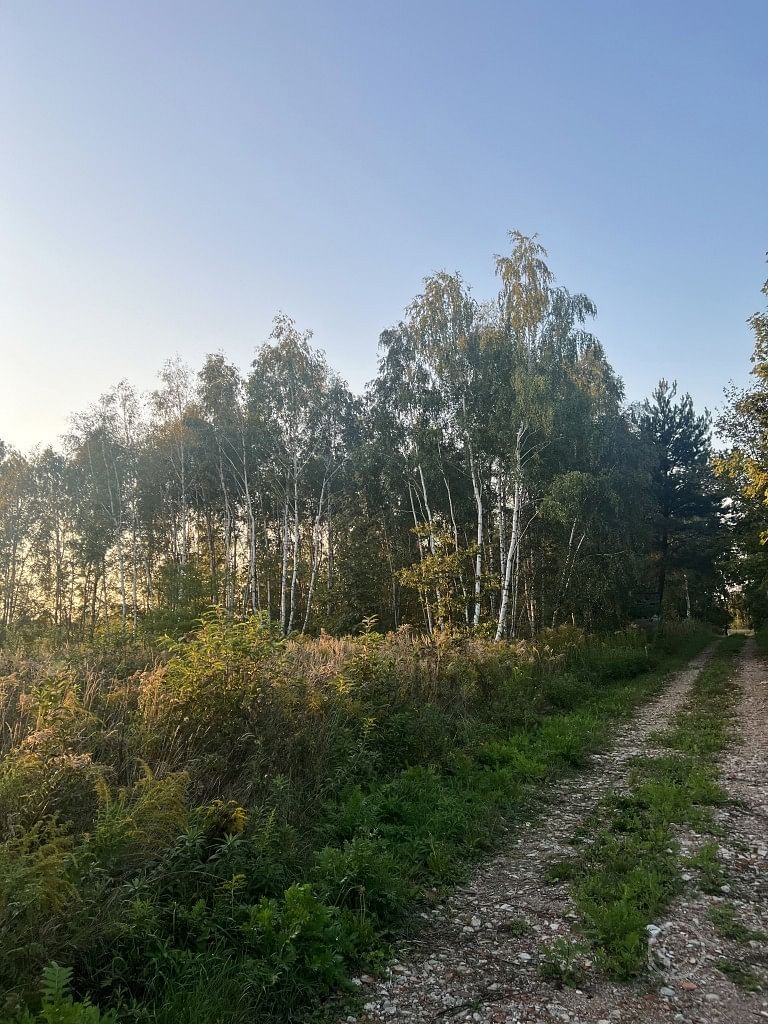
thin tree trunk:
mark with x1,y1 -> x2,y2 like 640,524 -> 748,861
287,459 -> 300,634
495,478 -> 522,640
279,483 -> 290,634
302,477 -> 327,633
495,425 -> 525,641
468,442 -> 483,626
241,433 -> 259,616
440,458 -> 469,624
408,481 -> 433,634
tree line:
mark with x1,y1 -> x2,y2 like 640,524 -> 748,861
0,232 -> 727,638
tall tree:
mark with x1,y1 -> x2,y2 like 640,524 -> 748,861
637,379 -> 720,619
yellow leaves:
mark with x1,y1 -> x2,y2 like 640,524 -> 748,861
94,774 -> 110,807
230,805 -> 248,834
89,765 -> 189,871
219,872 -> 247,895
202,799 -> 249,839
329,672 -> 352,695
715,450 -> 768,505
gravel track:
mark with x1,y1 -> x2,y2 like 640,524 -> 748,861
340,646 -> 725,1024
644,638 -> 768,1023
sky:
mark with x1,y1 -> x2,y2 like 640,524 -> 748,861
1,0 -> 767,451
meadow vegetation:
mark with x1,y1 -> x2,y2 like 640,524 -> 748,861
0,616 -> 710,1022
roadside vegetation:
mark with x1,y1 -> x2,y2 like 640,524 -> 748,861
0,618 -> 710,1022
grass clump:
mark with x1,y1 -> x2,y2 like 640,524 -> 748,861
717,959 -> 763,991
497,917 -> 532,937
554,633 -> 744,979
0,616 -> 711,1021
710,903 -> 767,943
684,840 -> 727,893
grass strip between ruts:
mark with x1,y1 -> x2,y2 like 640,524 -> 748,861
548,633 -> 745,979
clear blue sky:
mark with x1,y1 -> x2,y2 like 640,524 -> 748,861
2,0 -> 766,450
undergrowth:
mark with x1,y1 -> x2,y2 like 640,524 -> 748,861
550,632 -> 744,979
0,616 -> 711,1022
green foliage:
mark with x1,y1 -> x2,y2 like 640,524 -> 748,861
710,903 -> 767,943
717,959 -> 763,991
87,768 -> 189,875
0,233 -> 727,647
755,623 -> 768,655
539,938 -> 590,987
716,258 -> 768,626
0,618 -> 712,1020
637,378 -> 725,622
3,964 -> 116,1024
155,564 -> 207,618
684,841 -> 726,894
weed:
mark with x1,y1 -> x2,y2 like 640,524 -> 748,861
2,964 -> 117,1023
717,959 -> 763,991
0,619 -> 713,1020
709,904 -> 767,943
540,938 -> 590,987
497,917 -> 532,937
685,841 -> 726,894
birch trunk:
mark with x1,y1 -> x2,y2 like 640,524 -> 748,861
440,459 -> 469,623
495,424 -> 525,641
302,477 -> 327,633
468,443 -> 483,626
408,481 -> 433,634
279,483 -> 290,634
286,458 -> 300,634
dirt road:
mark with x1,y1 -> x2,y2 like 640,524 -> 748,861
341,643 -> 768,1024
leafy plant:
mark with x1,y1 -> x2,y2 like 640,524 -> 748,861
540,938 -> 589,987
3,964 -> 116,1023
0,618 -> 713,1019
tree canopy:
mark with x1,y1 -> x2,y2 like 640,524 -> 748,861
0,231 -> 727,637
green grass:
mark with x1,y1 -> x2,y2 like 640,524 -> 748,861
684,840 -> 727,893
754,624 -> 768,656
717,959 -> 763,991
552,633 -> 745,979
710,903 -> 767,943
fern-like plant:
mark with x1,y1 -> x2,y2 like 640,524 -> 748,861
4,963 -> 116,1024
